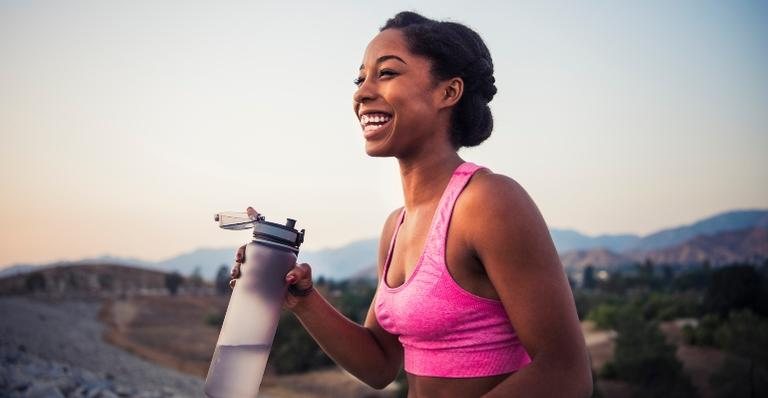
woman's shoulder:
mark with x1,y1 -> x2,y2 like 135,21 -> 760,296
464,169 -> 532,210
457,168 -> 544,236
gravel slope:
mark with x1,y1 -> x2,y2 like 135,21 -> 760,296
0,297 -> 205,397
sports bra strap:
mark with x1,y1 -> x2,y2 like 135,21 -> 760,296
422,162 -> 486,260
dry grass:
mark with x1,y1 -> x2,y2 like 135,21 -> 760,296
99,294 -> 396,397
100,295 -> 227,377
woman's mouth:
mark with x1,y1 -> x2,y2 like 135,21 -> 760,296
360,112 -> 392,139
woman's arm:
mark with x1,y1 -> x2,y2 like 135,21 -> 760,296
286,208 -> 404,389
460,174 -> 593,398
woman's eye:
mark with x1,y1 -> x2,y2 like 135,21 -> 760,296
353,76 -> 365,86
378,70 -> 397,78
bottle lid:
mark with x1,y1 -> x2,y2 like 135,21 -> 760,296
252,217 -> 305,252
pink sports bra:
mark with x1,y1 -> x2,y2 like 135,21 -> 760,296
374,162 -> 531,377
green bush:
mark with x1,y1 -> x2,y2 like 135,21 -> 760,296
605,311 -> 697,397
682,313 -> 720,346
713,309 -> 768,367
642,292 -> 700,321
710,355 -> 768,398
587,303 -> 624,330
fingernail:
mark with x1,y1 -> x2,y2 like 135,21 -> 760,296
287,275 -> 296,282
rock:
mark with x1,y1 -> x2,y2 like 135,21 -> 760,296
97,389 -> 119,398
8,366 -> 32,391
24,382 -> 65,398
134,390 -> 163,398
50,376 -> 77,395
69,385 -> 86,397
112,384 -> 135,397
85,387 -> 102,398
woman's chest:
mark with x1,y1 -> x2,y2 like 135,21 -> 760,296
385,215 -> 496,300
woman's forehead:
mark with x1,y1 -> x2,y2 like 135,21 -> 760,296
361,30 -> 411,66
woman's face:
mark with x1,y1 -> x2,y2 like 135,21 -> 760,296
353,29 -> 449,158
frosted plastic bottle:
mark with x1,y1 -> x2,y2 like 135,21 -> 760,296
205,213 -> 305,398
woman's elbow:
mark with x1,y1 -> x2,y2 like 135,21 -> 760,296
547,351 -> 593,397
571,354 -> 594,398
363,367 -> 399,390
579,371 -> 594,398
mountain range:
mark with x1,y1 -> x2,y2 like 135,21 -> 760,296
2,209 -> 766,281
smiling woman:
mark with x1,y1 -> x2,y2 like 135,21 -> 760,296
232,10 -> 593,398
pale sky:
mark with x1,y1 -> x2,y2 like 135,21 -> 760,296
1,0 -> 767,268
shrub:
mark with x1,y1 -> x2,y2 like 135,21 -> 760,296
605,312 -> 697,397
587,303 -> 624,330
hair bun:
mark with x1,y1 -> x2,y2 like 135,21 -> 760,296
462,58 -> 496,102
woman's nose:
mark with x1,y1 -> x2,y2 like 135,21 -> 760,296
353,80 -> 376,104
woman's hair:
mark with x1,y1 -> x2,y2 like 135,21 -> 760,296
381,11 -> 497,148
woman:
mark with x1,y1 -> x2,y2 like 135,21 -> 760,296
233,11 -> 593,398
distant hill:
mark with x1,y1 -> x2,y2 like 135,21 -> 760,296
623,209 -> 768,253
145,239 -> 380,281
549,229 -> 640,253
3,209 -> 766,280
0,264 -> 172,297
0,255 -> 155,279
560,226 -> 768,270
558,248 -> 636,271
627,226 -> 768,266
299,239 -> 378,281
154,247 -> 235,278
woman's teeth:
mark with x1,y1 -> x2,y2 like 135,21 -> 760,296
360,113 -> 392,127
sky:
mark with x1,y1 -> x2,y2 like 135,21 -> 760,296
1,0 -> 767,268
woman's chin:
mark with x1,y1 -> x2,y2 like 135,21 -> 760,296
364,143 -> 391,158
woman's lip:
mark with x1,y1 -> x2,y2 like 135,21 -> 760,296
363,119 -> 392,140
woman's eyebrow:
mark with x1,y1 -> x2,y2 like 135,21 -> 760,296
359,54 -> 407,70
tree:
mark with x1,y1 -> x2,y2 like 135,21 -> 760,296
583,265 -> 596,290
215,265 -> 230,296
704,265 -> 760,317
24,273 -> 46,292
638,259 -> 655,283
603,310 -> 697,397
189,266 -> 204,291
165,271 -> 183,296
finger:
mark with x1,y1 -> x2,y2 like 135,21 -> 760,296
287,263 -> 312,289
229,279 -> 236,289
230,263 -> 241,279
285,264 -> 307,283
235,245 -> 246,264
246,207 -> 260,219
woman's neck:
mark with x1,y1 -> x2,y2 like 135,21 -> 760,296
398,150 -> 463,211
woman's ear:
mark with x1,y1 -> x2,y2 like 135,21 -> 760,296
439,77 -> 464,109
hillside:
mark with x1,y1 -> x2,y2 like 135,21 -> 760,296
558,248 -> 635,270
0,264 -> 179,298
628,226 -> 768,266
560,227 -> 768,269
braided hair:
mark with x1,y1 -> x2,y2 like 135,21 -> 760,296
381,11 -> 497,148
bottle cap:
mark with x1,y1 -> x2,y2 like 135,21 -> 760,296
251,217 -> 305,254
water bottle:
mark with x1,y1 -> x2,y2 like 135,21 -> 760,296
204,212 -> 305,398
